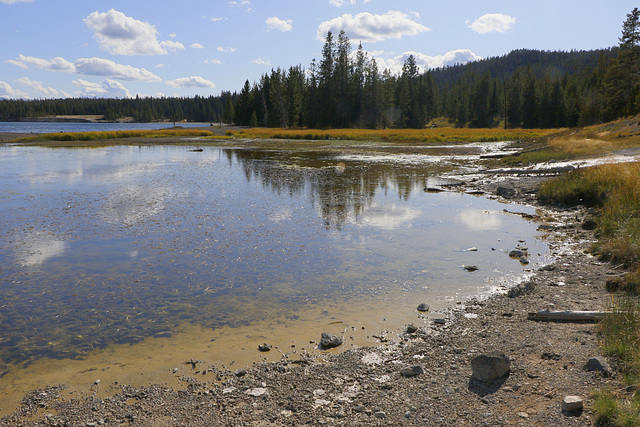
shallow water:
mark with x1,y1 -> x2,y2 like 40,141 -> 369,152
0,144 -> 551,414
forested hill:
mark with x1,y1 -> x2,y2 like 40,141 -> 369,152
2,7 -> 640,132
431,48 -> 616,86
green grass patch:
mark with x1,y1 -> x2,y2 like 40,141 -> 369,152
539,162 -> 640,267
594,296 -> 640,426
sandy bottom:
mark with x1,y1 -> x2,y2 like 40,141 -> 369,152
0,290 -> 452,416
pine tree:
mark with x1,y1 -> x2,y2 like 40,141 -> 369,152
605,8 -> 640,117
317,31 -> 336,127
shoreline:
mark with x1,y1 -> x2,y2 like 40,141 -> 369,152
0,139 -> 621,425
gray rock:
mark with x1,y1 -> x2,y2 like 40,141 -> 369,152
319,332 -> 343,350
508,249 -> 525,258
374,411 -> 386,419
400,365 -> 424,377
562,395 -> 583,412
496,186 -> 516,198
584,357 -> 613,377
405,324 -> 418,334
234,369 -> 247,377
245,387 -> 267,397
464,265 -> 479,272
507,281 -> 536,298
258,343 -> 271,352
417,303 -> 430,312
471,352 -> 511,382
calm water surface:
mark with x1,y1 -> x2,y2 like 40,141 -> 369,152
0,144 -> 551,408
0,121 -> 214,133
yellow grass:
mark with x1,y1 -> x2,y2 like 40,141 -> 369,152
228,127 -> 556,144
18,129 -> 214,142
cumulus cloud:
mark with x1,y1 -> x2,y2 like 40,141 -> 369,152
317,11 -> 429,43
252,57 -> 271,66
374,49 -> 482,74
0,0 -> 32,3
6,54 -> 76,72
84,9 -> 184,55
166,76 -> 216,88
16,77 -> 61,97
229,0 -> 252,12
73,78 -> 132,98
329,0 -> 355,6
0,81 -> 30,99
329,0 -> 371,6
6,54 -> 159,82
266,16 -> 293,32
191,43 -> 204,49
217,46 -> 237,53
205,58 -> 222,64
74,57 -> 161,81
467,13 -> 516,34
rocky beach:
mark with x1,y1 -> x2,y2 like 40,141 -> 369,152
0,136 -> 626,426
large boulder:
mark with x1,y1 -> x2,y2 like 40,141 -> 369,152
584,356 -> 613,377
471,352 -> 511,382
319,332 -> 343,350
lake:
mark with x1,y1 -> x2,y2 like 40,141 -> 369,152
0,143 -> 551,412
0,121 -> 216,134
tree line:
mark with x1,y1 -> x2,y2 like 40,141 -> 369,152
1,8 -> 639,129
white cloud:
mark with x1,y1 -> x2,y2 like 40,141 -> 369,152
229,0 -> 252,12
84,9 -> 184,55
205,58 -> 223,64
266,17 -> 293,32
317,11 -> 429,43
374,49 -> 482,74
7,53 -> 160,84
209,17 -> 225,22
191,43 -> 205,49
6,54 -> 76,72
0,80 -> 30,99
73,78 -> 132,98
166,76 -> 216,88
252,57 -> 271,66
217,46 -> 237,53
0,0 -> 32,3
16,77 -> 60,97
329,0 -> 355,7
468,13 -> 516,34
75,57 -> 161,82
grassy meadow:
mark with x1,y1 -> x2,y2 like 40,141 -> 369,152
227,127 -> 555,144
14,128 -> 225,145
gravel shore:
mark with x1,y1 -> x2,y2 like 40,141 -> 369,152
0,146 -> 621,426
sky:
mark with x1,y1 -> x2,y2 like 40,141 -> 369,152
0,0 -> 637,100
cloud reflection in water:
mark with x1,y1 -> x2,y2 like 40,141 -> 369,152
457,209 -> 503,231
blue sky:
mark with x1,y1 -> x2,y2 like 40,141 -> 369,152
0,0 -> 637,100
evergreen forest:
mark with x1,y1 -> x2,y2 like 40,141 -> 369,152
2,8 -> 639,130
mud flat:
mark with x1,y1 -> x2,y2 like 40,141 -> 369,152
0,141 -> 620,426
